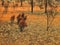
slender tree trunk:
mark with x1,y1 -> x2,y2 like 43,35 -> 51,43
45,0 -> 49,31
31,0 -> 33,13
20,0 -> 23,6
45,0 -> 48,13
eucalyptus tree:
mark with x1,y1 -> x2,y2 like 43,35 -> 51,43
31,0 -> 33,13
20,0 -> 22,6
45,0 -> 58,31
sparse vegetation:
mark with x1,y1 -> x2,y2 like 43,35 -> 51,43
0,0 -> 60,45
